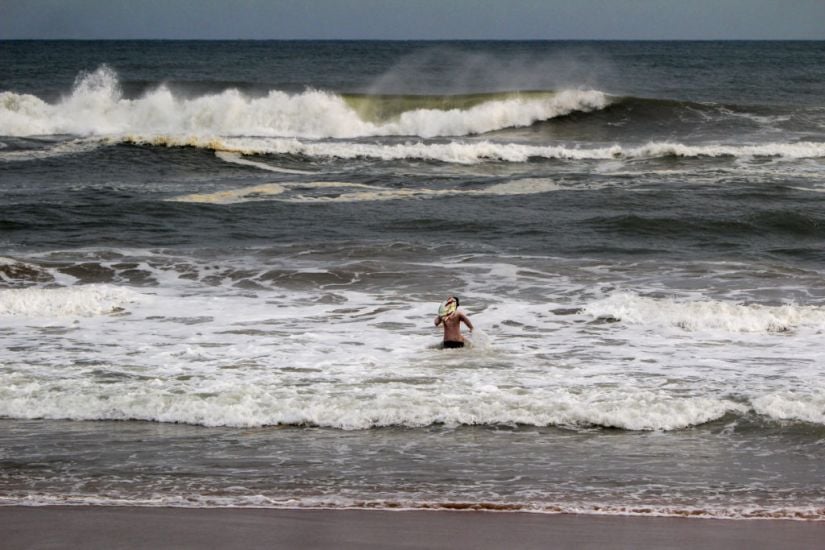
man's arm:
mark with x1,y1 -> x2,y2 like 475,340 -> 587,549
434,315 -> 443,326
460,312 -> 473,331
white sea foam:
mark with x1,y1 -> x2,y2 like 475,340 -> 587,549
1,255 -> 824,431
5,67 -> 824,167
214,151 -> 313,174
5,493 -> 823,520
0,139 -> 103,162
167,177 -> 562,204
0,278 -> 762,431
173,183 -> 288,204
582,292 -> 825,333
0,373 -> 742,431
170,151 -> 566,203
751,391 -> 825,425
385,88 -> 609,137
127,134 -> 825,165
0,285 -> 142,317
632,141 -> 825,159
0,66 -> 609,139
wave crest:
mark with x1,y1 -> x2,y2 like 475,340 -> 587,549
0,378 -> 743,431
583,292 -> 825,333
116,134 -> 825,165
0,66 -> 609,139
752,391 -> 825,425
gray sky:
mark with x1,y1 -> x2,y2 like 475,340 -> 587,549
2,0 -> 824,40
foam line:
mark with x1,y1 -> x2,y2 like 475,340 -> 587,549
166,178 -> 562,204
214,151 -> 313,174
129,135 -> 825,164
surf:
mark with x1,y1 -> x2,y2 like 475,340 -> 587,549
0,65 -> 610,139
117,134 -> 825,165
583,292 -> 825,333
0,284 -> 142,317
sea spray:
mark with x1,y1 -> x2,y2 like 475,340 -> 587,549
0,66 -> 610,139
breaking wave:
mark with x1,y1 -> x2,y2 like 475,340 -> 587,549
122,135 -> 825,164
0,65 -> 609,139
4,66 -> 823,165
583,292 -> 825,333
0,373 -> 821,430
0,377 -> 747,430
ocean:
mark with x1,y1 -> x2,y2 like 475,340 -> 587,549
1,40 -> 825,519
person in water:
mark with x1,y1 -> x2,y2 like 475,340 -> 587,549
434,296 -> 473,348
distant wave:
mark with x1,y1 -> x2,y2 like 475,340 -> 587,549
582,94 -> 806,133
0,65 -> 609,139
3,133 -> 823,165
342,90 -> 577,122
5,66 -> 822,162
121,135 -> 825,164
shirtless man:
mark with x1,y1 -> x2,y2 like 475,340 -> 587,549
434,296 -> 473,349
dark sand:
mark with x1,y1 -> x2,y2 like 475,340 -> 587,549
2,507 -> 823,549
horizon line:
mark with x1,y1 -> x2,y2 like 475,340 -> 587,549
3,37 -> 824,42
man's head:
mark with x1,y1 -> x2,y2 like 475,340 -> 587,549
447,296 -> 459,307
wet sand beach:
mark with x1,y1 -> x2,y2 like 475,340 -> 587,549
2,507 -> 824,550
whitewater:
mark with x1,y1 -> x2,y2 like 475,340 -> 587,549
2,261 -> 824,431
4,67 -> 824,170
0,66 -> 610,139
3,39 -> 825,521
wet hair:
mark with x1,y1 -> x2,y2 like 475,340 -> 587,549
453,296 -> 460,307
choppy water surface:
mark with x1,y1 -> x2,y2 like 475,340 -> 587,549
2,40 -> 825,519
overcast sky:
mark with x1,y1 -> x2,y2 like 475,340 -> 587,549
2,0 -> 824,40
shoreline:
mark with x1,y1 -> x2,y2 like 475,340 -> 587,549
2,507 -> 824,549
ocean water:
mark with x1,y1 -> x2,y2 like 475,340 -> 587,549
2,40 -> 825,519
